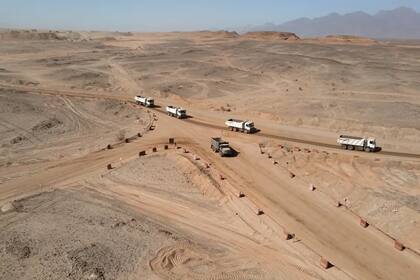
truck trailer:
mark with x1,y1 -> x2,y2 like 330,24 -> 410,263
337,135 -> 377,152
211,137 -> 234,157
225,119 -> 256,134
166,106 -> 187,119
134,96 -> 154,107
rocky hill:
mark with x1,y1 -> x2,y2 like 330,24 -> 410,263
245,7 -> 420,39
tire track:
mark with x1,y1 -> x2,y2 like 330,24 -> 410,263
2,83 -> 420,160
0,119 -> 43,144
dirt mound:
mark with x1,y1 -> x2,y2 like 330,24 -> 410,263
5,235 -> 33,260
9,135 -> 28,145
68,243 -> 119,280
210,30 -> 240,39
184,31 -> 240,42
0,30 -> 63,41
115,31 -> 134,37
242,31 -> 300,41
1,202 -> 16,213
307,35 -> 379,45
195,30 -> 239,39
98,36 -> 117,42
31,118 -> 63,133
0,29 -> 82,41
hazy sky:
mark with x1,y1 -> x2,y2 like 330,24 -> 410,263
1,0 -> 419,31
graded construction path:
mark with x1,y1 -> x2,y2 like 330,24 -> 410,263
2,96 -> 420,280
2,83 -> 420,160
160,110 -> 420,280
2,32 -> 420,279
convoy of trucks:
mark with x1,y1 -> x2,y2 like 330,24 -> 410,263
166,106 -> 187,119
225,119 -> 256,134
134,96 -> 154,107
337,135 -> 377,152
134,95 -> 379,154
211,137 -> 234,157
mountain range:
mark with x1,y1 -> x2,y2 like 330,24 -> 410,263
240,7 -> 420,39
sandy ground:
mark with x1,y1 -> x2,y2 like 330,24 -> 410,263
1,30 -> 420,280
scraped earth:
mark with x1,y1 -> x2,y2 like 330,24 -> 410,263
0,152 -> 305,280
1,29 -> 420,280
1,188 -> 268,280
0,92 -> 150,167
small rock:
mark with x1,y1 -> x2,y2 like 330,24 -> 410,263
20,246 -> 31,258
1,202 -> 15,213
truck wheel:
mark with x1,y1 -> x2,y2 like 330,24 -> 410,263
348,145 -> 354,150
365,147 -> 371,152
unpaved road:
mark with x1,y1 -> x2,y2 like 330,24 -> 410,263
2,83 -> 420,160
1,94 -> 420,279
1,30 -> 420,280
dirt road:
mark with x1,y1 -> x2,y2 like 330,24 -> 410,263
2,95 -> 420,279
3,83 -> 420,160
1,31 -> 420,279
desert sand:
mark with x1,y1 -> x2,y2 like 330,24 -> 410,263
1,29 -> 420,280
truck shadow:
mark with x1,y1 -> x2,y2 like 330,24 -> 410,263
374,147 -> 382,153
227,148 -> 240,157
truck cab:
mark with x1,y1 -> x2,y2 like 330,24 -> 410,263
366,138 -> 377,152
177,109 -> 187,119
211,137 -> 234,157
145,98 -> 154,107
244,121 -> 256,133
219,142 -> 233,157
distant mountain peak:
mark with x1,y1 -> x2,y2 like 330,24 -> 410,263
377,6 -> 417,16
242,6 -> 420,39
326,12 -> 340,17
390,6 -> 416,13
346,11 -> 370,17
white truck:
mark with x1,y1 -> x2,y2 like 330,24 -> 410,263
134,96 -> 154,107
225,119 -> 256,134
337,135 -> 377,152
166,106 -> 187,119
